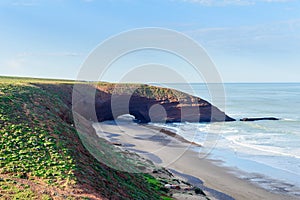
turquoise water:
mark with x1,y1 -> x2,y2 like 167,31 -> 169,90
153,83 -> 300,196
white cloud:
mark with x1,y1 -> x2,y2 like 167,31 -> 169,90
4,51 -> 84,70
11,0 -> 39,6
182,0 -> 252,6
181,0 -> 293,6
17,52 -> 85,57
185,19 -> 300,54
6,58 -> 26,69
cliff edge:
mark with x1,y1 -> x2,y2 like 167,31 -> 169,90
92,83 -> 235,123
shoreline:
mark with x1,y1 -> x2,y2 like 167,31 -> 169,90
94,119 -> 298,200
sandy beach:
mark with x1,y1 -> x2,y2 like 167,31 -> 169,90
93,118 -> 298,200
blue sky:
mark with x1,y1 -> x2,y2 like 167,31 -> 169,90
0,0 -> 300,82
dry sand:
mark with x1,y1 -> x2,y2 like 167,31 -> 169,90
94,119 -> 297,200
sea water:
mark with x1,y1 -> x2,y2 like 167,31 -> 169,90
152,83 -> 300,196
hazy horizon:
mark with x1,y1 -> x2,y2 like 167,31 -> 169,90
1,75 -> 300,84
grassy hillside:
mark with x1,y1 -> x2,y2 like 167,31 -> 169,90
0,77 -> 172,200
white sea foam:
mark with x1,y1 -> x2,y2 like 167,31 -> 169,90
153,83 -> 300,196
224,135 -> 300,159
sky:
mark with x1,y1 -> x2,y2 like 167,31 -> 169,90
0,0 -> 300,83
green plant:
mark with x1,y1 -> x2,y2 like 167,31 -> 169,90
0,77 -> 175,200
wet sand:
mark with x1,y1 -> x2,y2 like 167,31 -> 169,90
93,120 -> 297,200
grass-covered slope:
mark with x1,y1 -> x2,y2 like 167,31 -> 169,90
0,77 -> 171,200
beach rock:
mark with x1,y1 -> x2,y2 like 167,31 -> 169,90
183,186 -> 193,191
240,117 -> 279,121
112,142 -> 122,146
165,184 -> 181,190
194,187 -> 206,196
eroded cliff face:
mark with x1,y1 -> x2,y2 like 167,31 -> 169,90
92,83 -> 235,123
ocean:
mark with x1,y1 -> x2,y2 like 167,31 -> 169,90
151,83 -> 300,196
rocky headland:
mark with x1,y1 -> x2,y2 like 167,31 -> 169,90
74,82 -> 235,124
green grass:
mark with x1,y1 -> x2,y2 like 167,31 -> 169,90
0,76 -> 77,84
161,197 -> 173,200
0,82 -> 76,182
0,76 -> 173,199
0,178 -> 39,200
95,81 -> 199,102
